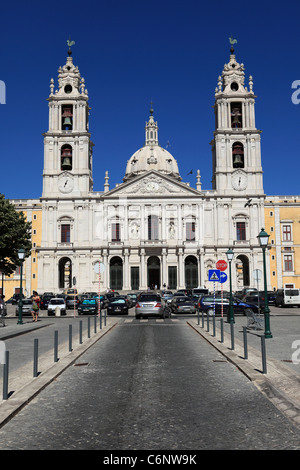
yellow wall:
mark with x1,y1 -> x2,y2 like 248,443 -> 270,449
3,200 -> 42,300
265,196 -> 300,290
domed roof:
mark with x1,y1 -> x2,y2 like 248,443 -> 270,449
123,106 -> 181,182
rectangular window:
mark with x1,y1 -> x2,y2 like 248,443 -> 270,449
61,224 -> 70,243
168,266 -> 177,290
148,215 -> 158,240
186,222 -> 195,241
131,267 -> 139,290
282,225 -> 292,241
236,222 -> 246,240
284,255 -> 293,272
112,223 -> 120,242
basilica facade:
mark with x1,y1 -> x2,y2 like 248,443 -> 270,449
36,45 -> 268,294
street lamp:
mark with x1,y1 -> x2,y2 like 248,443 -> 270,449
226,248 -> 234,324
257,228 -> 272,338
17,248 -> 25,325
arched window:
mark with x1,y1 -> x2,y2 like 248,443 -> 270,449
61,144 -> 72,170
232,142 -> 244,168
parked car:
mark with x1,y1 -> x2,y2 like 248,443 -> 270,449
40,295 -> 53,310
78,298 -> 98,315
171,296 -> 196,314
242,293 -> 265,308
47,298 -> 66,315
235,287 -> 258,300
127,293 -> 138,306
65,296 -> 80,309
275,288 -> 300,307
107,297 -> 129,315
161,293 -> 173,304
12,293 -> 25,305
192,288 -> 209,297
135,293 -> 169,319
176,289 -> 192,297
266,291 -> 276,304
198,295 -> 260,316
15,299 -> 33,316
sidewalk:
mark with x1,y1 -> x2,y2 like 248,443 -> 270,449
187,309 -> 300,428
0,314 -> 119,427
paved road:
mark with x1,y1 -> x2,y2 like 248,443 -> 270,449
0,316 -> 299,450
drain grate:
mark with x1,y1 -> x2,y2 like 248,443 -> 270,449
74,362 -> 89,366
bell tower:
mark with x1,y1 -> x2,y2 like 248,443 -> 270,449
211,40 -> 264,196
42,44 -> 93,198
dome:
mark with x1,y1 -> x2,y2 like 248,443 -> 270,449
123,106 -> 181,182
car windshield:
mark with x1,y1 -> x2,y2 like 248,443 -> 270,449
50,299 -> 64,305
23,300 -> 32,304
110,299 -> 126,304
83,299 -> 96,305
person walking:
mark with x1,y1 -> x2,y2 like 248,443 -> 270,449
31,291 -> 40,322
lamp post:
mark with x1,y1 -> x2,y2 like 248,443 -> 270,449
257,228 -> 272,339
226,248 -> 234,324
17,248 -> 25,325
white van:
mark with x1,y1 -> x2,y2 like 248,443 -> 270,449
275,288 -> 300,307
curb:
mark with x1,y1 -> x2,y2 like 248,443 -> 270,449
0,318 -> 119,428
187,319 -> 300,428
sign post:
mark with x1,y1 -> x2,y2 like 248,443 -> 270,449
94,262 -> 105,328
216,260 -> 228,318
208,270 -> 221,316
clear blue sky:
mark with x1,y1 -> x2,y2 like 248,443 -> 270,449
0,0 -> 299,200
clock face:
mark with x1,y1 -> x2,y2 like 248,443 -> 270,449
58,176 -> 74,193
231,172 -> 247,191
146,181 -> 159,192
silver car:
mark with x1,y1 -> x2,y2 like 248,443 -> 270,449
135,293 -> 169,319
171,296 -> 196,314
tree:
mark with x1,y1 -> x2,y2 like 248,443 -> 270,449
0,194 -> 32,276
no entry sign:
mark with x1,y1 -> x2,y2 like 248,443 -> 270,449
216,259 -> 227,271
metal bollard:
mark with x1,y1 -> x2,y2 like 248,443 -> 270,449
33,338 -> 38,377
79,320 -> 83,344
88,316 -> 91,338
94,315 -> 97,333
202,310 -> 204,328
104,308 -> 107,326
213,314 -> 216,337
197,307 -> 200,325
100,309 -> 102,330
54,330 -> 58,362
243,327 -> 248,360
261,336 -> 267,374
69,324 -> 72,352
230,323 -> 235,350
206,313 -> 209,332
3,350 -> 9,400
220,318 -> 224,343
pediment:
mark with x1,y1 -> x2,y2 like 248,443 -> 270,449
103,171 -> 200,197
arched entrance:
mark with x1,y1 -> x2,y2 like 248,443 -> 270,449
58,257 -> 72,290
185,255 -> 198,288
147,256 -> 160,289
110,256 -> 123,291
236,255 -> 250,287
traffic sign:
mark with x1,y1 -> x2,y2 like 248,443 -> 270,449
219,272 -> 228,284
216,259 -> 227,271
94,262 -> 105,274
208,269 -> 221,282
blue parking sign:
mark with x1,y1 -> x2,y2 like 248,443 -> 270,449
208,269 -> 220,282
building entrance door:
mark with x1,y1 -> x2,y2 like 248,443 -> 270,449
147,256 -> 160,289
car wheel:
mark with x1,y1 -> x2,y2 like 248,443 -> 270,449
135,315 -> 141,319
207,308 -> 214,316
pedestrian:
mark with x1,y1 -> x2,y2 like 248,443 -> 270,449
31,291 -> 40,322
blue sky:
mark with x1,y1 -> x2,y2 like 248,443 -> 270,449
0,0 -> 299,200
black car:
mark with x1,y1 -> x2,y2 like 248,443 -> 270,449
40,295 -> 52,310
199,295 -> 260,316
107,298 -> 129,315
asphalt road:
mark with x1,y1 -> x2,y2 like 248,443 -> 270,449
0,316 -> 299,451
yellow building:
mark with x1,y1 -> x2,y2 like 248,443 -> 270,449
265,196 -> 300,290
2,199 -> 42,300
